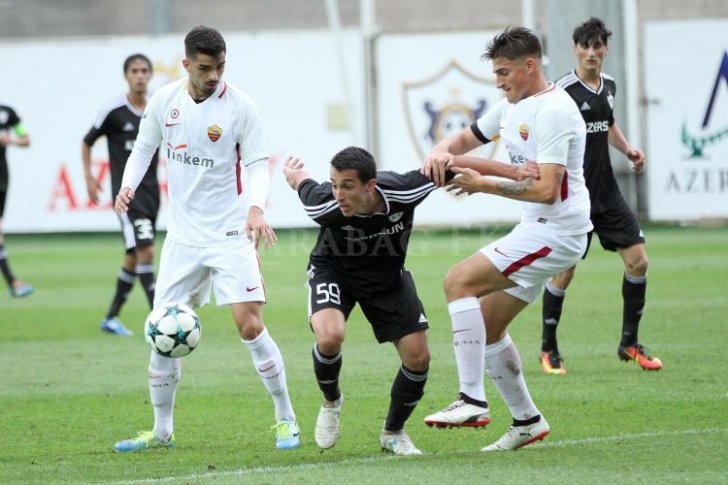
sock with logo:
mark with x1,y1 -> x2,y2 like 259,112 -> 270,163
105,268 -> 135,319
135,263 -> 156,309
541,281 -> 566,352
385,364 -> 428,432
620,273 -> 646,347
312,343 -> 342,402
485,333 -> 540,421
448,297 -> 486,402
242,328 -> 296,422
149,351 -> 180,441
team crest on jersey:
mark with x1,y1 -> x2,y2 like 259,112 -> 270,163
207,124 -> 222,142
388,212 -> 404,222
519,123 -> 530,141
341,225 -> 356,231
403,60 -> 500,159
607,91 -> 614,109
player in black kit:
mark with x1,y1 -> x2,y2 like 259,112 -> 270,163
0,104 -> 33,297
284,146 -> 538,455
538,18 -> 662,373
82,54 -> 160,336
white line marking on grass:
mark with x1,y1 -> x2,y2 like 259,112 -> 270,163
107,428 -> 728,485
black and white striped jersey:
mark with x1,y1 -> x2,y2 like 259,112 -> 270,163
557,70 -> 620,213
297,170 -> 436,294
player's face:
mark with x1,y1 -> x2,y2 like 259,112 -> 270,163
183,52 -> 226,100
330,168 -> 376,217
575,40 -> 608,75
124,59 -> 152,95
492,56 -> 535,103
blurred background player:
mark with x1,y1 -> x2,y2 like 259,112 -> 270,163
82,54 -> 160,336
113,26 -> 299,452
0,103 -> 33,298
538,17 -> 662,374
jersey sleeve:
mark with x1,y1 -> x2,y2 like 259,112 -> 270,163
236,95 -> 269,168
121,93 -> 163,191
534,104 -> 577,166
473,98 -> 508,143
83,106 -> 112,146
380,170 -> 438,207
297,179 -> 337,223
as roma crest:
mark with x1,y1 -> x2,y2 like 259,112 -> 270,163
403,60 -> 502,159
519,123 -> 530,141
207,124 -> 222,142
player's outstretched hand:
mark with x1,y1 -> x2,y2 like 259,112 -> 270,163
516,161 -> 541,181
422,148 -> 454,187
446,166 -> 485,196
626,148 -> 645,172
246,206 -> 277,250
115,187 -> 135,214
283,156 -> 310,190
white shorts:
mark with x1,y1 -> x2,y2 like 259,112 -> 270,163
154,237 -> 266,308
480,222 -> 587,303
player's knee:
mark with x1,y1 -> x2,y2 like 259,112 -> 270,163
405,349 -> 430,372
316,331 -> 345,355
626,254 -> 649,276
444,267 -> 470,300
553,267 -> 576,288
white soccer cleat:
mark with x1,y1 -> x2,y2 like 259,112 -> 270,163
423,399 -> 490,428
380,429 -> 423,456
481,418 -> 550,452
314,394 -> 343,449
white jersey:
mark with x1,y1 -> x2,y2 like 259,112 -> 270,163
129,78 -> 269,246
475,83 -> 592,235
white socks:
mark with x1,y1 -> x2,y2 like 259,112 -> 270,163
485,333 -> 540,421
448,297 -> 486,403
149,351 -> 180,440
242,328 -> 296,422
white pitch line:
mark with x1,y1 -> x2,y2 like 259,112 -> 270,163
106,427 -> 728,485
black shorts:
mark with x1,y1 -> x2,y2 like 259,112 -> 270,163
586,195 -> 645,255
306,262 -> 429,343
0,190 -> 6,218
119,209 -> 157,253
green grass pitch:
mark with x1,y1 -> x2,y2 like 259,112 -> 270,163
0,226 -> 726,483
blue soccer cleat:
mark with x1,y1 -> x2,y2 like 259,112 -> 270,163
9,281 -> 33,298
114,431 -> 175,452
272,418 -> 301,450
100,317 -> 134,336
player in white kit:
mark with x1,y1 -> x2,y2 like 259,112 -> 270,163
113,26 -> 300,452
421,27 -> 592,451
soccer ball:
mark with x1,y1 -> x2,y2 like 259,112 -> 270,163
144,304 -> 202,358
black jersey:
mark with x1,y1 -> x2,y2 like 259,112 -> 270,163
556,71 -> 619,213
0,105 -> 22,191
83,96 -> 159,214
298,170 -> 437,297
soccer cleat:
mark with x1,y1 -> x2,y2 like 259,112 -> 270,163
618,344 -> 663,371
423,399 -> 490,428
539,350 -> 567,375
314,394 -> 343,449
100,317 -> 134,336
9,281 -> 33,298
272,418 -> 301,450
114,431 -> 175,452
481,418 -> 550,452
380,429 -> 423,456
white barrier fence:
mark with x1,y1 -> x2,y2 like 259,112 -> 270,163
1,22 -> 726,233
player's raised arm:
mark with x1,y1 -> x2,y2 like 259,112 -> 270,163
283,156 -> 311,191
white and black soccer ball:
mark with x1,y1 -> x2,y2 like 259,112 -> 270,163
144,304 -> 202,358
